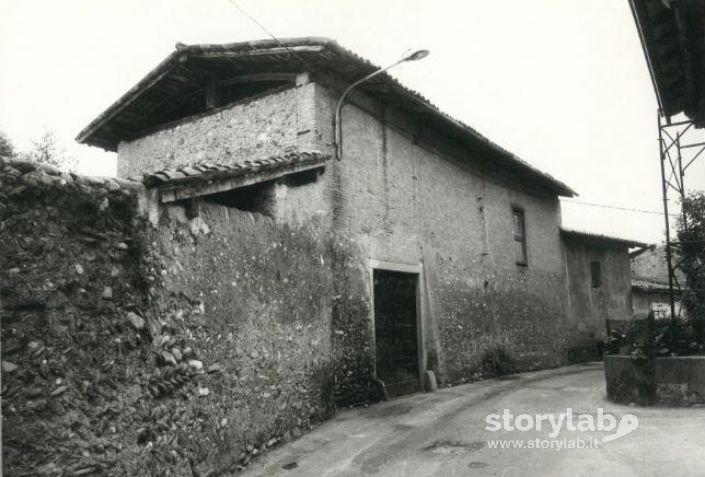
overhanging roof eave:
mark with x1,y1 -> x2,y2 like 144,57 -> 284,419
560,228 -> 650,249
77,37 -> 576,196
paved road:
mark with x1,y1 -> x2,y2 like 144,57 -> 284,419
240,363 -> 705,477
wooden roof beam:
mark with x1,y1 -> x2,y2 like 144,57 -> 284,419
218,72 -> 298,86
159,162 -> 326,203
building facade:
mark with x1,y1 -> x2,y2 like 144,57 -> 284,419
561,230 -> 646,343
631,245 -> 686,319
78,38 -> 601,399
1,37 -> 647,476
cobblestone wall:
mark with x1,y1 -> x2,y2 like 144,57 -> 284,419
0,157 -> 339,476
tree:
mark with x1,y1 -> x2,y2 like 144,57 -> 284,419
677,192 -> 705,344
0,129 -> 15,157
22,128 -> 77,172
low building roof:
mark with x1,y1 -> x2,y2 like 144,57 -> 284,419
632,277 -> 671,293
630,0 -> 705,123
560,228 -> 649,249
77,37 -> 576,198
143,150 -> 329,203
630,243 -> 686,285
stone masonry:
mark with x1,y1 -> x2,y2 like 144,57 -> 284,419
0,156 -> 341,476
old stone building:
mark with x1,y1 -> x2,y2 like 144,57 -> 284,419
631,245 -> 687,319
561,229 -> 646,341
77,37 -> 595,395
1,37 -> 641,475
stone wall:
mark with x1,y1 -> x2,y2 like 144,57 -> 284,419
117,86 -> 302,179
0,157 -> 338,476
1,157 -> 160,476
604,355 -> 705,406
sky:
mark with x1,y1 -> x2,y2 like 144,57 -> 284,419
1,0 -> 703,243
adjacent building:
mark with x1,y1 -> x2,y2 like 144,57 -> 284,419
631,245 -> 687,319
561,229 -> 646,343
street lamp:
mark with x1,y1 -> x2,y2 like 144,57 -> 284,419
333,49 -> 429,161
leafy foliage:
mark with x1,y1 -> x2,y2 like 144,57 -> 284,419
604,316 -> 703,358
21,128 -> 78,172
0,129 -> 15,157
678,192 -> 705,344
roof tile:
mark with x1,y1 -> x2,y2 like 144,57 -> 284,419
560,228 -> 649,249
76,37 -> 575,197
143,150 -> 329,188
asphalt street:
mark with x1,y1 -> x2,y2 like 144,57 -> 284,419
238,362 -> 705,477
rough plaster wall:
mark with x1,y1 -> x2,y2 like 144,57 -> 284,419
273,174 -> 328,227
564,240 -> 633,333
153,200 -> 336,473
117,87 -> 301,178
311,82 -> 584,389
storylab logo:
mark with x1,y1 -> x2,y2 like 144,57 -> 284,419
485,408 -> 639,450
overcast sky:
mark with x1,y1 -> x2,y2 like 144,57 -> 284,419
2,0 -> 703,243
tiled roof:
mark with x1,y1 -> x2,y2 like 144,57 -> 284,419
632,277 -> 671,293
630,0 -> 705,123
560,228 -> 649,249
143,150 -> 329,188
77,37 -> 576,198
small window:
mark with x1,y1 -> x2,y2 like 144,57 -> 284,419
512,208 -> 527,266
591,261 -> 602,288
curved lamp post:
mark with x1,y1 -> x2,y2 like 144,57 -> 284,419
333,49 -> 429,161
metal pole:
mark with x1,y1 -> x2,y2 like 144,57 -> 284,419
657,110 -> 678,324
677,136 -> 688,226
332,49 -> 428,162
333,58 -> 406,161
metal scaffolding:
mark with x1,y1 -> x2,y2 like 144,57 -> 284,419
657,111 -> 705,321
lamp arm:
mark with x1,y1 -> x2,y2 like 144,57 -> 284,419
333,58 -> 406,160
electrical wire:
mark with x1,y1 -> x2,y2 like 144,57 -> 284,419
222,0 -> 315,71
560,198 -> 679,217
222,0 -> 694,226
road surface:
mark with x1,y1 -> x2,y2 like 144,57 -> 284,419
239,362 -> 705,476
